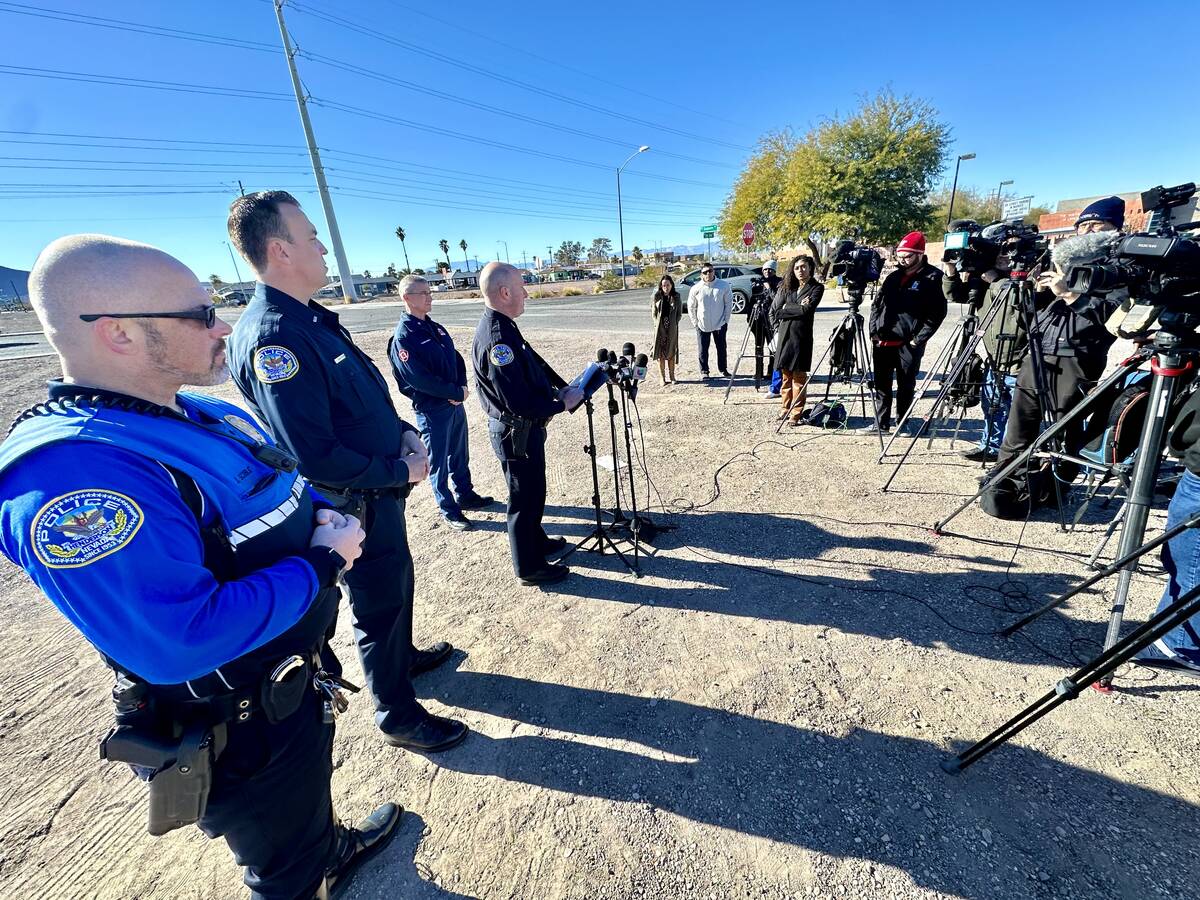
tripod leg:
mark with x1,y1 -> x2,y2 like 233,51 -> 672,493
1087,499 -> 1127,568
887,329 -> 958,446
723,318 -> 755,405
932,353 -> 1148,534
943,582 -> 1200,773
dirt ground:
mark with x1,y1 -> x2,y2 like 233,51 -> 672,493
0,315 -> 1197,900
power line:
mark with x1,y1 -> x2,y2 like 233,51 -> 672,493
0,64 -> 292,100
0,1 -> 277,52
286,1 -> 751,154
297,50 -> 734,169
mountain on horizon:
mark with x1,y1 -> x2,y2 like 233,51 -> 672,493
0,265 -> 30,301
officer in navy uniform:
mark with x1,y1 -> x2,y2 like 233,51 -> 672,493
226,192 -> 466,753
0,235 -> 398,900
472,262 -> 583,586
388,273 -> 493,531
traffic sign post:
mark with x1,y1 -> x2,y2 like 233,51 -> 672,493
742,221 -> 755,247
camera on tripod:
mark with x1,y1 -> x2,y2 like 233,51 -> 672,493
1066,182 -> 1200,308
944,221 -> 1048,275
830,240 -> 884,303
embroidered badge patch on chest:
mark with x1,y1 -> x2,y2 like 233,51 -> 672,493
397,348 -> 410,363
253,345 -> 300,383
490,343 -> 515,366
32,489 -> 144,568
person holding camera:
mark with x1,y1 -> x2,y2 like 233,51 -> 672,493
651,274 -> 682,384
859,231 -> 946,435
986,197 -> 1126,512
942,223 -> 1029,462
770,255 -> 824,425
753,260 -> 782,392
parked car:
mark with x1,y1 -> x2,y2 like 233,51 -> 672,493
215,288 -> 252,306
677,264 -> 764,314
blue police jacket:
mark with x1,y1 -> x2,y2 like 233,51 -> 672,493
0,384 -> 336,685
228,283 -> 418,491
388,312 -> 467,415
472,307 -> 567,422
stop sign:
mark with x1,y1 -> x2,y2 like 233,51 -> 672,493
742,221 -> 755,246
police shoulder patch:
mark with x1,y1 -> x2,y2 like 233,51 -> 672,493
32,489 -> 144,569
253,345 -> 300,383
397,348 -> 410,363
490,343 -> 515,366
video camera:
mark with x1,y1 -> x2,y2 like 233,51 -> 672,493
1066,182 -> 1200,309
943,220 -> 1000,274
830,240 -> 884,303
944,220 -> 1048,275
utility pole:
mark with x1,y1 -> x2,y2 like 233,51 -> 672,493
521,249 -> 528,270
223,240 -> 245,287
273,0 -> 357,303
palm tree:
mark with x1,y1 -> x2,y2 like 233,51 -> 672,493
459,239 -> 469,272
439,239 -> 451,273
394,226 -> 411,273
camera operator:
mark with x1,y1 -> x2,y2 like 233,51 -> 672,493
859,231 -> 946,435
942,222 -> 1028,462
986,198 -> 1127,513
747,259 -> 780,389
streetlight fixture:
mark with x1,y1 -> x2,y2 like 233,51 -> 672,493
616,145 -> 650,290
995,179 -> 1014,218
496,239 -> 510,263
946,152 -> 976,227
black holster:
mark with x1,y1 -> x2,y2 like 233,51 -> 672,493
101,721 -> 227,836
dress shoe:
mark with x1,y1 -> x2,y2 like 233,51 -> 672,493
325,802 -> 402,894
960,446 -> 998,463
519,563 -> 569,587
383,714 -> 469,752
409,641 -> 453,677
457,493 -> 495,510
543,536 -> 568,557
442,513 -> 473,531
720,370 -> 732,378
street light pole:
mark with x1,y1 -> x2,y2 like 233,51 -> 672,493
616,145 -> 650,290
946,152 -> 976,227
995,179 -> 1014,219
497,240 -> 510,263
223,240 -> 244,287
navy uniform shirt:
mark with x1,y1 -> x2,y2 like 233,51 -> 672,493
472,307 -> 567,422
388,313 -> 467,414
228,283 -> 418,491
0,386 -> 335,685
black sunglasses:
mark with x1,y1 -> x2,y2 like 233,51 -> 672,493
79,305 -> 218,328
701,268 -> 714,274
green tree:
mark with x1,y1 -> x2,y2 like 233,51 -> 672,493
719,90 -> 950,263
631,246 -> 643,264
439,239 -> 451,272
554,240 -> 584,266
927,185 -> 997,232
459,239 -> 469,272
588,237 -> 612,262
413,268 -> 426,275
385,263 -> 398,278
394,226 -> 411,272
209,275 -> 223,293
362,269 -> 372,278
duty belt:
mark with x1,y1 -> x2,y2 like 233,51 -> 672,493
490,411 -> 548,430
312,482 -> 407,503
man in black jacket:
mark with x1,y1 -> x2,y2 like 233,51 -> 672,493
859,231 -> 946,435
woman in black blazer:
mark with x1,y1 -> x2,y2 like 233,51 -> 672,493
769,255 -> 824,425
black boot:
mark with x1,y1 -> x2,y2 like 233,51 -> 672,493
325,802 -> 403,895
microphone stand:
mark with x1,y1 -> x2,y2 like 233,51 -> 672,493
615,374 -> 645,572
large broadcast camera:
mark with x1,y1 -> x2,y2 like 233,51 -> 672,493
1066,182 -> 1200,313
944,220 -> 1049,275
830,239 -> 884,304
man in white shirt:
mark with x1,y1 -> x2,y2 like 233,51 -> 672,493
687,262 -> 733,379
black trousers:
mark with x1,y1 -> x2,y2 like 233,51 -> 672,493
697,324 -> 728,375
200,691 -> 335,900
343,494 -> 422,734
994,352 -> 1105,477
489,420 -> 553,578
872,343 -> 924,429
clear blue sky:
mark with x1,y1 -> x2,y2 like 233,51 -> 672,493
1,0 -> 1196,282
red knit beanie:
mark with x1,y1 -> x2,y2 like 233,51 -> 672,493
896,231 -> 926,254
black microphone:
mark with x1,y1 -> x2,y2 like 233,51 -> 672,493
622,341 -> 636,359
633,353 -> 648,381
608,350 -> 618,366
596,347 -> 609,363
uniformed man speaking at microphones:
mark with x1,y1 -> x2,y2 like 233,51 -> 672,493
473,262 -> 583,586
225,191 -> 467,753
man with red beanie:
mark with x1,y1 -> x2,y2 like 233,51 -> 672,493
859,231 -> 946,434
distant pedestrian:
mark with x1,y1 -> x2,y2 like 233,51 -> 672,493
770,255 -> 824,425
651,275 -> 682,384
686,262 -> 733,379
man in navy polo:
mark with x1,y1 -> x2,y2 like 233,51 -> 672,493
389,274 -> 493,531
